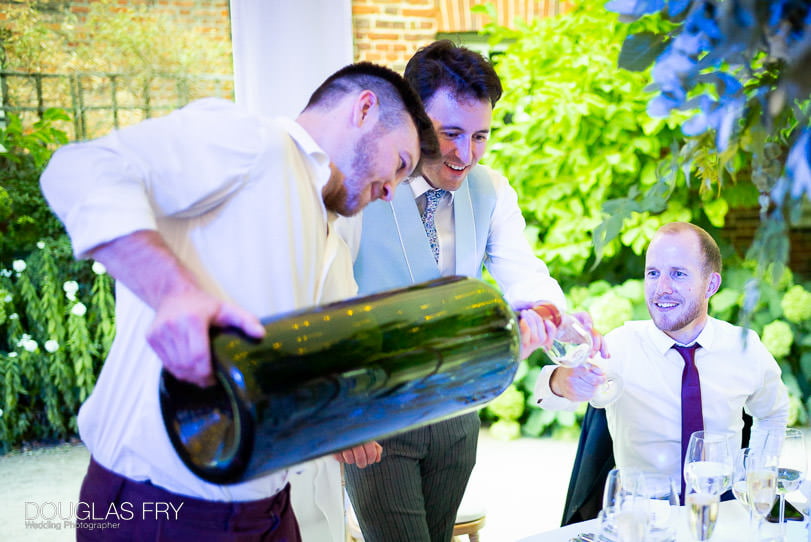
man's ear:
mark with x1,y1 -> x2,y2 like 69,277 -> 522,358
706,272 -> 722,298
351,90 -> 378,127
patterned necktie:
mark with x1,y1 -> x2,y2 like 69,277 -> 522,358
421,189 -> 446,263
674,343 -> 703,503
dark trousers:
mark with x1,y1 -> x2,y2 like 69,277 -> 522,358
345,412 -> 480,542
76,457 -> 301,541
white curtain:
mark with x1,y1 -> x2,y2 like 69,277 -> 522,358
230,0 -> 353,117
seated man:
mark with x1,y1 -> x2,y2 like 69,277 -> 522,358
535,222 -> 789,502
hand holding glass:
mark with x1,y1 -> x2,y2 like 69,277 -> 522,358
533,304 -> 622,408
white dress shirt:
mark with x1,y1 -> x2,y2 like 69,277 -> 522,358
409,170 -> 564,306
534,317 -> 790,486
40,98 -> 357,503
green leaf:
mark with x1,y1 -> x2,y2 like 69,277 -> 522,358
618,32 -> 667,72
710,288 -> 741,314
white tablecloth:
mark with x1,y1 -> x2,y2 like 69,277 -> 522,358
518,501 -> 808,542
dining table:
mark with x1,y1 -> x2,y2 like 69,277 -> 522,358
517,500 -> 809,542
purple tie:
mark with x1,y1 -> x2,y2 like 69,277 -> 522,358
674,343 -> 703,503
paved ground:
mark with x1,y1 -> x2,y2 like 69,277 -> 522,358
0,429 -> 578,541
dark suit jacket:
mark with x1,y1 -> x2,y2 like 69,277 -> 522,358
560,407 -> 753,526
561,405 -> 614,526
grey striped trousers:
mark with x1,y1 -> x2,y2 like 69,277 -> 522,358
344,412 -> 480,542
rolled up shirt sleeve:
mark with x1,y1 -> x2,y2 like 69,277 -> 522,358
483,168 -> 567,310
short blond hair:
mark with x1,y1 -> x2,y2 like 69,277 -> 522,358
654,222 -> 722,274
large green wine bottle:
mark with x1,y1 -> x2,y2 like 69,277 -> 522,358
159,275 -> 520,484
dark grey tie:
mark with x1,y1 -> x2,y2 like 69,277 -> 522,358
421,189 -> 446,263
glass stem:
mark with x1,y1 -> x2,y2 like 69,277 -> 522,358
779,494 -> 786,536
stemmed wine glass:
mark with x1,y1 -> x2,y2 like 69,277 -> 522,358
601,468 -> 650,542
745,449 -> 779,541
775,428 -> 807,535
546,313 -> 623,408
732,448 -> 755,525
683,432 -> 733,541
684,431 -> 734,497
639,473 -> 679,542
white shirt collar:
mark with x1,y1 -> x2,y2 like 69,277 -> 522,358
281,118 -> 331,191
406,175 -> 457,203
646,316 -> 718,354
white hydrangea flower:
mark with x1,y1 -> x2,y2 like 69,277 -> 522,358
63,281 -> 79,300
71,302 -> 87,317
92,261 -> 107,275
9,313 -> 18,320
20,338 -> 38,352
12,260 -> 26,273
37,241 -> 45,249
45,340 -> 60,353
3,294 -> 11,303
0,269 -> 11,278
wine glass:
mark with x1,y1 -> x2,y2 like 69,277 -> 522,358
684,431 -> 734,497
601,468 -> 650,542
775,428 -> 806,535
547,314 -> 623,408
639,472 -> 679,542
686,491 -> 720,541
745,449 -> 779,541
732,448 -> 754,524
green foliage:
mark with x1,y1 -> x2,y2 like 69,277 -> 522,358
605,0 -> 811,310
0,110 -> 69,264
478,0 -> 688,282
0,108 -> 115,451
0,241 -> 115,452
781,285 -> 811,324
763,320 -> 794,359
485,384 -> 525,422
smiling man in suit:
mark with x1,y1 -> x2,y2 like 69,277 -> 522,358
339,41 -> 596,542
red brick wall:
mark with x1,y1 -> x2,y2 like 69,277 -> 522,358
724,207 -> 811,279
352,0 -> 438,73
62,0 -> 232,43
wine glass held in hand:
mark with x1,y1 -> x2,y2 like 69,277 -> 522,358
684,431 -> 734,497
531,303 -> 623,408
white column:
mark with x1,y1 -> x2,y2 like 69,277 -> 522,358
230,0 -> 353,117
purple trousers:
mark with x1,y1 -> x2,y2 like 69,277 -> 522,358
76,457 -> 302,541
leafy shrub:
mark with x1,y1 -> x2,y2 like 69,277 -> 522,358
476,0 -> 688,283
0,111 -> 116,451
0,110 -> 70,264
0,241 -> 115,451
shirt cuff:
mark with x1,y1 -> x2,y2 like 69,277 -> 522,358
533,365 -> 579,412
